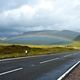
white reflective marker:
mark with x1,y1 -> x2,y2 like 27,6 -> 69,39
25,50 -> 28,53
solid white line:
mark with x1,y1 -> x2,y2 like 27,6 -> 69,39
0,52 -> 79,62
0,68 -> 23,76
57,61 -> 80,80
0,54 -> 56,62
40,58 -> 60,64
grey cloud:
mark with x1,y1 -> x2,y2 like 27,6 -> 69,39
0,0 -> 35,12
0,0 -> 80,33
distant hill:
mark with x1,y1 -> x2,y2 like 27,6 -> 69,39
17,30 -> 80,40
74,35 -> 80,41
53,30 -> 79,40
0,30 -> 80,45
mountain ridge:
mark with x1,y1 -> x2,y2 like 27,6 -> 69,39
0,30 -> 80,45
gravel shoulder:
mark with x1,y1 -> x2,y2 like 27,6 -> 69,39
65,64 -> 80,80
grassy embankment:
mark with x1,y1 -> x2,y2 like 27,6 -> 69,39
0,44 -> 78,59
67,41 -> 80,49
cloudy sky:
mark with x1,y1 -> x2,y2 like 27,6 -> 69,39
0,0 -> 80,34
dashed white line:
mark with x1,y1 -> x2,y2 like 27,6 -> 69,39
63,54 -> 72,58
40,54 -> 78,64
0,68 -> 23,76
40,58 -> 60,64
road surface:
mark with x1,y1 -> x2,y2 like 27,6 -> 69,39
0,51 -> 80,80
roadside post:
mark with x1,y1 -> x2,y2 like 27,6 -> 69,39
25,50 -> 28,55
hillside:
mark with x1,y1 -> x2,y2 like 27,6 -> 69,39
17,30 -> 79,40
0,30 -> 80,45
0,45 -> 77,59
74,35 -> 80,41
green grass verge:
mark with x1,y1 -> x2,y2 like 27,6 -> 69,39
66,41 -> 80,49
0,44 -> 78,59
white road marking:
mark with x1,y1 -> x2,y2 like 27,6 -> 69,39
64,54 -> 72,58
0,54 -> 56,62
40,58 -> 60,64
40,54 -> 74,64
0,68 -> 23,76
57,61 -> 80,80
0,52 -> 79,62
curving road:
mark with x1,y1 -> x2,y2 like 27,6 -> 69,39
0,51 -> 80,80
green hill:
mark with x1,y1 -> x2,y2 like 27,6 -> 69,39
74,35 -> 80,41
0,30 -> 80,45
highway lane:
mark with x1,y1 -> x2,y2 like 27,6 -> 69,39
0,51 -> 80,80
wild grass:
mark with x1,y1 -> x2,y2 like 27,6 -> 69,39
67,41 -> 80,49
0,44 -> 77,59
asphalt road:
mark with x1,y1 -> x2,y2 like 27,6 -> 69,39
0,51 -> 80,80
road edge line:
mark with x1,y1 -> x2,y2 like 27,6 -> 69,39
57,61 -> 80,80
0,54 -> 57,62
